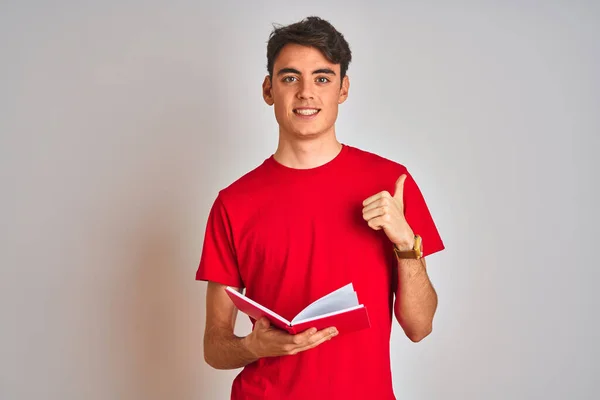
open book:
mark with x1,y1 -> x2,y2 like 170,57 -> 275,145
225,283 -> 371,335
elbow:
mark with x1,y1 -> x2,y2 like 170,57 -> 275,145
204,351 -> 226,370
396,312 -> 434,342
406,324 -> 432,343
203,341 -> 223,370
204,349 -> 218,369
203,337 -> 214,368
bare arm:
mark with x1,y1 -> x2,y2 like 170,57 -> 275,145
361,174 -> 439,343
203,282 -> 258,369
393,257 -> 437,342
203,281 -> 338,370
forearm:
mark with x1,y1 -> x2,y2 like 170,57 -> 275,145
204,326 -> 258,370
394,258 -> 438,342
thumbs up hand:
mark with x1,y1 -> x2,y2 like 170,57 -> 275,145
362,174 -> 415,251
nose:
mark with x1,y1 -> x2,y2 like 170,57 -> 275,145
296,79 -> 314,100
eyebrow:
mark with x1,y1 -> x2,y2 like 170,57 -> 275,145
276,67 -> 337,76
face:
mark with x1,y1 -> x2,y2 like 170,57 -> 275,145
262,44 -> 349,140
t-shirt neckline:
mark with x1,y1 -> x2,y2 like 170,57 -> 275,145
266,144 -> 349,175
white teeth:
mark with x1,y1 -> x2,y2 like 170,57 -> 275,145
295,109 -> 319,115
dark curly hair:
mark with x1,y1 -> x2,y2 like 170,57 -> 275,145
266,16 -> 352,80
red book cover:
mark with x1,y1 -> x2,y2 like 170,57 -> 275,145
225,283 -> 371,336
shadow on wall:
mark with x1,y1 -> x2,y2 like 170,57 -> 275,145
109,83 -> 232,398
116,146 -> 214,400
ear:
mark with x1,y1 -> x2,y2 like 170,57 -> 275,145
338,75 -> 350,104
262,75 -> 274,106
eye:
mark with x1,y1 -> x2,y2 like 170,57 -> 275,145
316,77 -> 330,83
282,76 -> 298,83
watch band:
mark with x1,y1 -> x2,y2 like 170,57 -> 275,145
393,235 -> 423,260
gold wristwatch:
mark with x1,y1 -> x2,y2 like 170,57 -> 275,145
393,235 -> 423,260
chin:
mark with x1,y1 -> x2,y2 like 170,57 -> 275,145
292,130 -> 323,139
291,124 -> 328,137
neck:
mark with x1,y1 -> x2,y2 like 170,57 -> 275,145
273,131 -> 342,169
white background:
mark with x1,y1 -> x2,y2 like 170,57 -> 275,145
1,1 -> 598,399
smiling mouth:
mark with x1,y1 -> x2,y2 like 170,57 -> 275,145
293,108 -> 320,116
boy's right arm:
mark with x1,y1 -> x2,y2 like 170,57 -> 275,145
203,281 -> 339,370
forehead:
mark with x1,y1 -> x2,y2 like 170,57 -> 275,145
274,43 -> 340,74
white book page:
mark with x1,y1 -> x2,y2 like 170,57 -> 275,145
291,283 -> 358,323
293,304 -> 364,326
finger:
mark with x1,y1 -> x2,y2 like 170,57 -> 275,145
291,327 -> 318,344
367,216 -> 389,231
362,206 -> 387,222
293,328 -> 338,353
362,197 -> 390,214
393,174 -> 407,201
288,327 -> 337,353
289,326 -> 334,347
254,317 -> 271,331
362,190 -> 391,207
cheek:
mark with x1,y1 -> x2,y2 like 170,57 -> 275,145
272,101 -> 293,126
323,107 -> 339,125
272,92 -> 291,114
322,97 -> 340,119
273,102 -> 289,116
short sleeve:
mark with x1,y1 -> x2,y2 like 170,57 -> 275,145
196,194 -> 244,288
403,171 -> 445,258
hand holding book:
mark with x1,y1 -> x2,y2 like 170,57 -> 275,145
226,283 -> 371,335
242,317 -> 339,358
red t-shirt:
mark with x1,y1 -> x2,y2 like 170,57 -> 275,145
197,144 -> 445,399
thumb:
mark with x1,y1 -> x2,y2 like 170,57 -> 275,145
393,174 -> 407,200
255,317 -> 271,330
